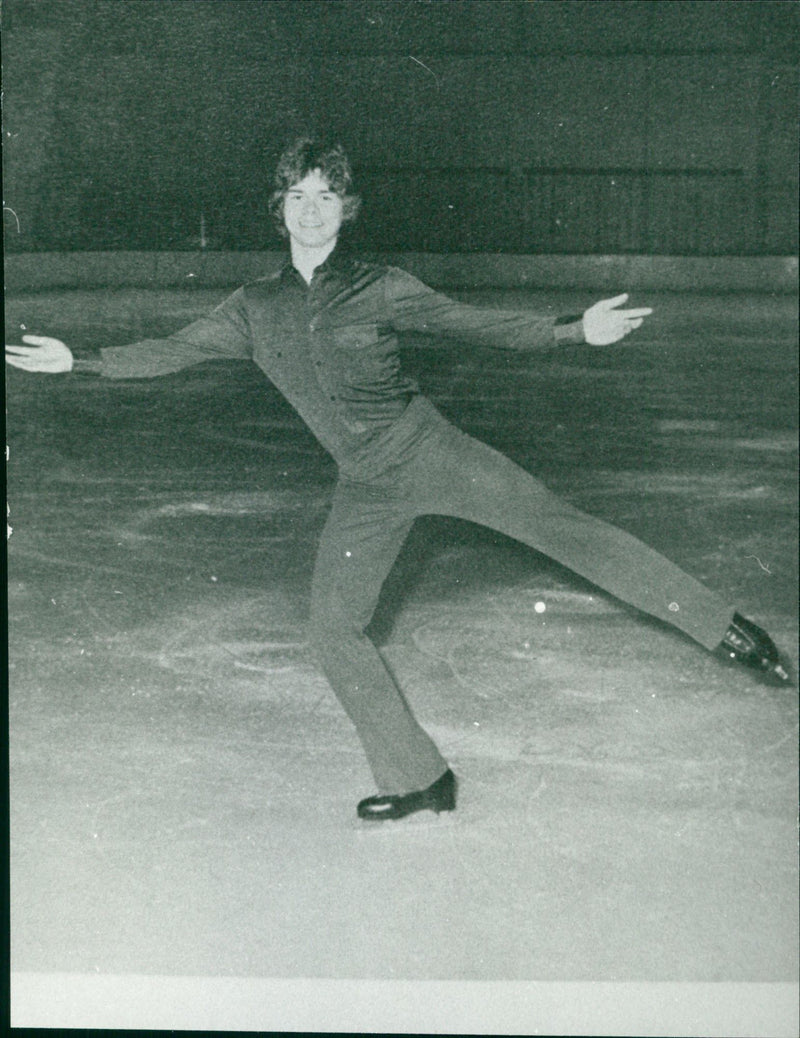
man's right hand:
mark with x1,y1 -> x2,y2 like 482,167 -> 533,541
5,335 -> 74,373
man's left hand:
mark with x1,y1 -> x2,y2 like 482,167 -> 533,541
583,293 -> 653,345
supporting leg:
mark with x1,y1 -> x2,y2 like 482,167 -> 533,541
309,479 -> 449,794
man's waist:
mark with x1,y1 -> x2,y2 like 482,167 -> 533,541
335,395 -> 448,480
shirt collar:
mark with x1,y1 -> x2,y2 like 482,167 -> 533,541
280,241 -> 356,284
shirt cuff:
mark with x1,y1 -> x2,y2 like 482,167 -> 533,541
553,315 -> 586,346
71,356 -> 104,376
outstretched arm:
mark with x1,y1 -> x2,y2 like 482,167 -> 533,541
6,335 -> 74,373
6,288 -> 254,380
386,267 -> 581,350
385,268 -> 652,351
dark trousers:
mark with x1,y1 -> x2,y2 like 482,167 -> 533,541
309,399 -> 734,794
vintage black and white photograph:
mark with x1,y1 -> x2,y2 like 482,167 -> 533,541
4,0 -> 798,1033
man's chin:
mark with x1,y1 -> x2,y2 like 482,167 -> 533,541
291,233 -> 337,249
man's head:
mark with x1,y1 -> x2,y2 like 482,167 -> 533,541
270,137 -> 361,244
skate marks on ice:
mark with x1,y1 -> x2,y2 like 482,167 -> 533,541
582,469 -> 797,504
93,491 -> 331,698
10,578 -> 797,981
9,485 -> 330,622
395,582 -> 643,707
103,589 -> 332,707
379,578 -> 797,828
111,488 -> 329,547
654,419 -> 797,455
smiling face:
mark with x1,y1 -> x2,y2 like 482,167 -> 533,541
282,169 -> 344,251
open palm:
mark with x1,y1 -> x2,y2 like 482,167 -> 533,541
5,335 -> 74,373
583,294 -> 653,346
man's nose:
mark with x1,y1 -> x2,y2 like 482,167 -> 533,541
301,198 -> 320,218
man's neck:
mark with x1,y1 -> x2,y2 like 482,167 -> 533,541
290,238 -> 338,285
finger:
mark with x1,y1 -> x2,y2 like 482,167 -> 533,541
598,293 -> 629,309
619,308 -> 653,318
5,354 -> 34,369
5,345 -> 35,356
21,334 -> 56,346
628,317 -> 644,330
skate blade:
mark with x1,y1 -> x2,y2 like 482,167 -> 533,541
351,809 -> 456,832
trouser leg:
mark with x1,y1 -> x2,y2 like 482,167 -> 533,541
411,427 -> 734,651
309,479 -> 448,794
308,415 -> 734,795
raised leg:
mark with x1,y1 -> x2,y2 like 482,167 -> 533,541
408,425 -> 736,651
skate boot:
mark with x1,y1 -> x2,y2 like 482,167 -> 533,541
357,768 -> 457,821
717,613 -> 791,686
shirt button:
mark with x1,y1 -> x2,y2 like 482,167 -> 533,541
276,351 -> 283,358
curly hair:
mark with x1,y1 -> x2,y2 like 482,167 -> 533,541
269,137 -> 361,237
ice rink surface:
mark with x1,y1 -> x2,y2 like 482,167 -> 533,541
5,287 -> 799,1028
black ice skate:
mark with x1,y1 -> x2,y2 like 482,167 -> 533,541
717,613 -> 791,686
357,768 -> 457,821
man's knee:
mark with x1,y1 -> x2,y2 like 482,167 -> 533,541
309,585 -> 370,642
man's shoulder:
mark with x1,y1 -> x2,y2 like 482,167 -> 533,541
347,257 -> 411,276
238,269 -> 290,304
243,269 -> 285,290
345,259 -> 431,292
346,258 -> 397,285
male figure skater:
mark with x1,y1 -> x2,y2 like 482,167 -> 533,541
7,138 -> 791,822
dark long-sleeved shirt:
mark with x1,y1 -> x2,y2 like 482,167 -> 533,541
75,252 -> 585,469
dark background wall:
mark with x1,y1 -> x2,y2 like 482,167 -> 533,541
3,0 -> 798,256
